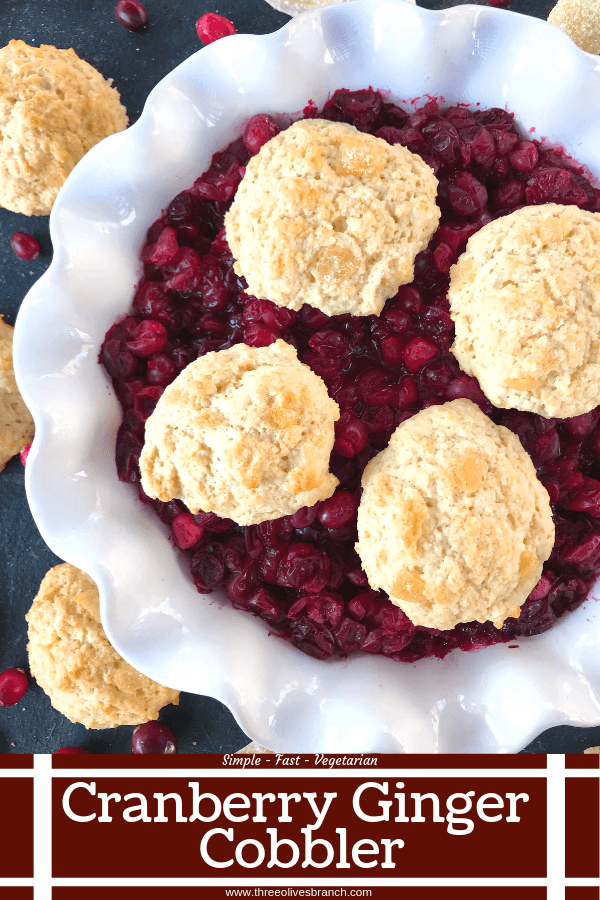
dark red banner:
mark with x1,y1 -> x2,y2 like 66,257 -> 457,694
52,775 -> 545,878
51,753 -> 547,770
565,776 -> 600,877
52,889 -> 548,900
0,754 -> 33,769
0,778 -> 33,877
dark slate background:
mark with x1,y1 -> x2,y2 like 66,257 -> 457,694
1,0 -> 598,755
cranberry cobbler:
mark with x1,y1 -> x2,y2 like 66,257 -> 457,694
100,89 -> 600,663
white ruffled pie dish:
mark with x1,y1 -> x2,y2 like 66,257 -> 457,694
14,0 -> 600,752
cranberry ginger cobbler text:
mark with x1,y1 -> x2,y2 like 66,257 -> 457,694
101,90 -> 600,663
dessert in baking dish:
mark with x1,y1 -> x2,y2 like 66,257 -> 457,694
101,89 -> 600,663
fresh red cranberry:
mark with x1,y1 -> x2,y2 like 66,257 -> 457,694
0,668 -> 28,706
403,337 -> 438,373
132,721 -> 177,754
243,114 -> 280,155
196,12 -> 236,44
20,442 -> 31,465
54,746 -> 90,755
115,0 -> 149,31
488,0 -> 513,6
11,232 -> 40,260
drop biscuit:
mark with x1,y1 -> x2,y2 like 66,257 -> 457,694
26,563 -> 179,729
356,399 -> 555,631
225,118 -> 439,317
140,340 -> 340,525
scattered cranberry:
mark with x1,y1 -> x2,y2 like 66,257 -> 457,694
54,746 -> 90,754
0,668 -> 28,707
115,0 -> 149,31
488,0 -> 513,7
20,442 -> 31,465
196,13 -> 236,44
10,232 -> 40,260
132,721 -> 177,754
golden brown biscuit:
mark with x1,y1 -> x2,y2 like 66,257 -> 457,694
225,118 -> 439,317
26,563 -> 179,729
0,315 -> 34,471
548,0 -> 600,53
356,399 -> 554,631
140,340 -> 339,525
0,40 -> 128,216
449,204 -> 600,419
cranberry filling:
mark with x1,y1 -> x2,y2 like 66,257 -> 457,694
101,89 -> 600,663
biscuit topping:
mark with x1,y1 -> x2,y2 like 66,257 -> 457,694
139,340 -> 340,525
449,204 -> 600,419
356,399 -> 555,631
224,118 -> 440,317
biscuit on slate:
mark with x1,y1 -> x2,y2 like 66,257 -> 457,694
356,399 -> 554,631
449,204 -> 600,419
140,340 -> 340,525
225,119 -> 439,317
0,40 -> 128,216
26,563 -> 179,729
548,0 -> 600,53
0,315 -> 34,471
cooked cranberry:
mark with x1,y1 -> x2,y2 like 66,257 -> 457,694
318,491 -> 358,529
433,242 -> 454,274
403,337 -> 438,373
358,368 -> 395,406
11,232 -> 40,260
493,178 -> 526,208
126,320 -> 168,357
191,543 -> 225,592
395,285 -> 424,315
243,114 -> 280,155
132,721 -> 177,754
196,13 -> 236,44
447,172 -> 488,217
277,544 -> 329,593
526,167 -> 588,207
147,353 -> 177,386
54,746 -> 90,754
461,125 -> 496,167
334,411 -> 368,458
149,227 -> 179,266
20,442 -> 31,465
0,668 -> 28,706
509,141 -> 539,172
172,513 -> 204,549
445,373 -> 490,410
